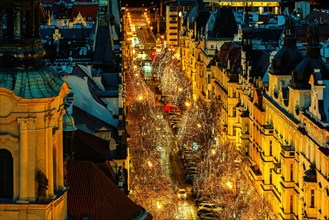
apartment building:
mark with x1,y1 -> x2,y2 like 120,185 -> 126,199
165,1 -> 194,51
180,4 -> 329,218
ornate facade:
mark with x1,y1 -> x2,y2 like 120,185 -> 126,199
181,5 -> 329,218
0,0 -> 69,219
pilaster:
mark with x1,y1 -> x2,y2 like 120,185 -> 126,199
17,118 -> 29,203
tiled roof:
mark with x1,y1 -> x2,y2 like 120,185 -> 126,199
94,161 -> 117,183
73,106 -> 117,135
250,50 -> 270,79
195,10 -> 210,36
40,28 -> 94,40
93,26 -> 116,69
71,65 -> 107,107
250,28 -> 283,43
304,9 -> 329,25
73,129 -> 110,162
296,24 -> 329,43
67,160 -> 152,220
208,7 -> 238,39
0,67 -> 64,98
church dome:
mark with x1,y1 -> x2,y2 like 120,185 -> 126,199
271,16 -> 303,75
291,23 -> 329,89
0,67 -> 65,98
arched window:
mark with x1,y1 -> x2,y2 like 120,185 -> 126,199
0,149 -> 13,199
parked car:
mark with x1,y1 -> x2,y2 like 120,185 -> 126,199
186,174 -> 195,184
198,203 -> 223,213
169,115 -> 181,120
199,212 -> 219,220
194,198 -> 210,206
178,188 -> 187,200
183,161 -> 198,168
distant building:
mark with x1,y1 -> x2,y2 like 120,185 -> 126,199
165,0 -> 195,51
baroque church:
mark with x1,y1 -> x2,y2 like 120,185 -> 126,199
0,0 -> 69,219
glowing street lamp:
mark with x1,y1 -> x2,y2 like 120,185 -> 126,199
185,101 -> 191,107
137,94 -> 143,101
226,181 -> 233,189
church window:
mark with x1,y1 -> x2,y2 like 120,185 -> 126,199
0,149 -> 13,199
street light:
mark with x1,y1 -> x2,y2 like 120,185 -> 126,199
137,94 -> 143,101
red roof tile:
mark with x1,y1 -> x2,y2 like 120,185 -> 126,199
94,161 -> 117,183
67,160 -> 152,220
73,129 -> 109,162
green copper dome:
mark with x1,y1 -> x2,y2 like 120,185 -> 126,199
0,67 -> 65,98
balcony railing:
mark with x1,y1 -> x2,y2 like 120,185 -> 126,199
281,145 -> 295,158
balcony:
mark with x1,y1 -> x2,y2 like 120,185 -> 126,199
281,145 -> 295,158
273,163 -> 281,174
261,124 -> 273,135
249,165 -> 262,181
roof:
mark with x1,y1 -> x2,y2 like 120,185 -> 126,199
208,7 -> 238,39
0,67 -> 65,98
73,106 -> 117,135
40,27 -> 94,40
71,65 -> 107,106
94,161 -> 117,184
250,50 -> 270,79
93,26 -> 116,70
250,28 -> 283,43
73,129 -> 110,162
194,10 -> 211,36
67,160 -> 152,220
304,9 -> 329,25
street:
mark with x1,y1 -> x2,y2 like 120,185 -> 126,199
124,7 -> 198,220
169,149 -> 197,219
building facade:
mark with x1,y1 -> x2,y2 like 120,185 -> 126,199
0,0 -> 70,219
180,4 -> 329,218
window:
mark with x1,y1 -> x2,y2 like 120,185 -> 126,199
0,149 -> 13,199
290,195 -> 294,213
269,140 -> 272,156
233,107 -> 236,117
270,168 -> 273,184
290,164 -> 294,181
310,189 -> 315,208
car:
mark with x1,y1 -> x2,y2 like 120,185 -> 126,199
199,212 -> 219,220
177,188 -> 187,200
170,120 -> 180,126
194,198 -> 210,206
171,124 -> 180,129
183,161 -> 198,167
169,114 -> 181,119
168,111 -> 181,116
197,204 -> 223,217
186,174 -> 195,184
